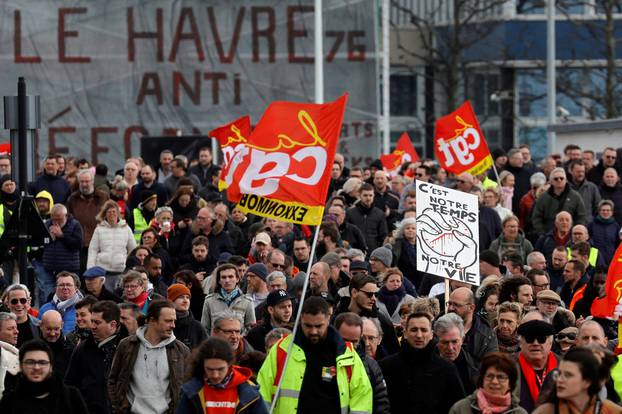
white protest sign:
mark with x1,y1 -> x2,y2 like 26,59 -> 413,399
416,181 -> 480,286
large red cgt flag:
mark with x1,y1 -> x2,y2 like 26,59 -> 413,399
434,101 -> 493,176
602,242 -> 622,318
380,132 -> 419,174
209,116 -> 252,191
225,94 -> 348,225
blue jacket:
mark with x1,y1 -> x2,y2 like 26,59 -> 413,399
588,216 -> 621,264
42,217 -> 83,272
176,375 -> 268,414
28,173 -> 72,204
39,300 -> 77,335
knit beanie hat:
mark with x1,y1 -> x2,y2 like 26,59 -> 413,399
167,283 -> 191,302
246,263 -> 268,281
370,246 -> 392,268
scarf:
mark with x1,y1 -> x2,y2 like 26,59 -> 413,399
219,287 -> 241,306
495,329 -> 520,354
553,230 -> 570,246
377,285 -> 406,316
595,215 -> 616,225
518,352 -> 558,404
53,291 -> 84,315
476,388 -> 511,414
129,291 -> 149,309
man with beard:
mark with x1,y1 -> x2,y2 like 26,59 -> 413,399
379,312 -> 465,413
335,274 -> 400,356
547,245 -> 568,292
257,297 -> 372,414
39,310 -> 75,380
246,289 -> 293,352
346,183 -> 387,252
516,319 -> 558,411
0,176 -> 18,235
127,164 -> 168,213
66,169 -> 109,267
66,300 -> 125,414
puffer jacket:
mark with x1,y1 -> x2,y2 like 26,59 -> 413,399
200,290 -> 256,334
588,216 -> 621,264
449,390 -> 527,414
42,216 -> 83,272
488,232 -> 533,263
346,201 -> 388,252
87,219 -> 137,272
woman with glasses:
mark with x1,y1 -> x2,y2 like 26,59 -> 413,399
0,339 -> 88,413
88,200 -> 136,291
450,352 -> 527,414
121,270 -> 162,315
533,347 -> 621,414
176,337 -> 268,414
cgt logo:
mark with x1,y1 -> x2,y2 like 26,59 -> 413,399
436,116 -> 482,167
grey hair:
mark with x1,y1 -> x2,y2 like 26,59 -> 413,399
346,248 -> 365,261
342,177 -> 363,194
549,167 -> 566,180
530,172 -> 547,187
266,271 -> 286,285
155,206 -> 173,217
507,148 -> 521,158
212,310 -> 244,335
77,168 -> 94,179
396,217 -> 416,239
5,283 -> 31,298
526,251 -> 545,267
0,312 -> 17,328
433,313 -> 465,337
264,327 -> 292,347
51,204 -> 68,215
361,317 -> 383,337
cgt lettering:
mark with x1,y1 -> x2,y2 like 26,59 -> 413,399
230,146 -> 326,196
437,127 -> 482,167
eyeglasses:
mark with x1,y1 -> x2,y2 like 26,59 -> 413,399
447,301 -> 469,308
484,373 -> 509,383
357,290 -> 377,298
605,155 -> 617,159
10,298 -> 28,305
557,332 -> 576,341
415,173 -> 423,177
57,283 -> 74,288
23,359 -> 51,368
217,328 -> 241,336
524,335 -> 548,344
124,284 -> 141,290
270,262 -> 286,270
552,177 -> 565,182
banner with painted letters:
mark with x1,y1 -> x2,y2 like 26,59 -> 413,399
416,180 -> 480,286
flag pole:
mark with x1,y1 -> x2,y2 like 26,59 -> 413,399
269,224 -> 322,413
315,0 -> 324,104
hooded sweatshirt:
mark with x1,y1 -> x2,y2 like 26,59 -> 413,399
35,190 -> 54,219
128,326 -> 176,414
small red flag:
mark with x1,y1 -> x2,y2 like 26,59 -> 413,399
434,101 -> 492,176
602,242 -> 622,318
209,116 -> 252,191
380,132 -> 419,173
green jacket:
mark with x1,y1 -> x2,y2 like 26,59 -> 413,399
132,208 -> 149,242
257,328 -> 372,414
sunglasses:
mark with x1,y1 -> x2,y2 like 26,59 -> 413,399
557,332 -> 576,341
10,298 -> 28,305
524,335 -> 548,344
552,177 -> 565,182
270,262 -> 286,270
357,289 -> 377,298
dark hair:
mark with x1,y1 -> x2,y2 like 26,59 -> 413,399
19,339 -> 53,365
75,295 -> 99,311
146,300 -> 175,323
55,271 -> 81,289
568,159 -> 584,170
349,273 -> 377,294
228,255 -> 247,266
319,221 -> 340,243
173,269 -> 203,292
360,182 -> 374,193
499,276 -> 532,303
301,296 -> 330,316
525,268 -> 550,284
477,352 -> 518,391
92,300 -> 121,324
477,283 -> 500,312
571,241 -> 591,257
95,164 -> 108,176
214,264 -> 239,290
562,347 -> 603,396
568,259 -> 586,276
406,312 -> 433,328
334,312 -> 363,330
172,158 -> 186,170
502,252 -> 523,268
416,165 -> 432,176
145,253 -> 162,266
118,302 -> 140,316
192,235 -> 209,248
553,245 -> 567,254
190,337 -> 234,380
564,144 -> 581,154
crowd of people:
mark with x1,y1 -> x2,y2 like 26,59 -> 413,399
0,143 -> 621,413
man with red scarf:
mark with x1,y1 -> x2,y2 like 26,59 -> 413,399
516,319 -> 559,411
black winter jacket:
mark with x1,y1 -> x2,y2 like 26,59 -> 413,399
358,343 -> 390,414
173,311 -> 207,349
0,374 -> 88,414
380,341 -> 465,414
346,202 -> 388,252
42,217 -> 83,272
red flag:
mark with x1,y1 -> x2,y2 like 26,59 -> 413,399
209,116 -> 252,191
226,94 -> 348,225
434,101 -> 492,176
380,132 -> 419,173
602,242 -> 622,317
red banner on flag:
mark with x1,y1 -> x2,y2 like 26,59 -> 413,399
434,101 -> 492,176
225,94 -> 348,225
602,242 -> 622,318
380,132 -> 419,174
209,116 -> 252,191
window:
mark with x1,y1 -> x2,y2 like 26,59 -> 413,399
519,127 -> 548,160
390,74 -> 416,116
469,73 -> 500,117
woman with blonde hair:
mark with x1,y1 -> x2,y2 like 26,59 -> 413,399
87,200 -> 136,290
